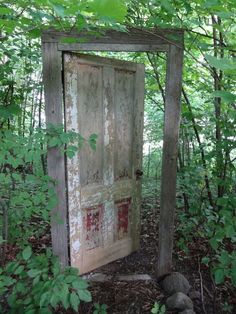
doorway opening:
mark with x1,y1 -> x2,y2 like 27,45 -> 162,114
42,27 -> 184,277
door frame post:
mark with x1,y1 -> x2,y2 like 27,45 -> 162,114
158,44 -> 184,277
42,42 -> 69,266
41,28 -> 184,274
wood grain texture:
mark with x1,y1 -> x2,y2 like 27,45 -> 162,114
64,53 -> 145,274
42,27 -> 184,51
114,69 -> 134,180
42,43 -> 69,266
58,43 -> 168,52
132,64 -> 145,250
158,43 -> 184,277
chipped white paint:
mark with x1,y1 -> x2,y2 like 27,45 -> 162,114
102,201 -> 115,246
72,239 -> 81,253
64,65 -> 82,265
63,53 -> 144,274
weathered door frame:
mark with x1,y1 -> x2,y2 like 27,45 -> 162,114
41,27 -> 184,277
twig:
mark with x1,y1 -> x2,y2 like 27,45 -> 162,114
203,284 -> 213,300
210,273 -> 217,314
198,257 -> 207,314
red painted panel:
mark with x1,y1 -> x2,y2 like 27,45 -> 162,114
83,204 -> 103,250
115,197 -> 131,239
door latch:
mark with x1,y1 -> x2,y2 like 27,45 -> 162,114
135,169 -> 143,179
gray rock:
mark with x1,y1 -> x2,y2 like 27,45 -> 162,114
166,292 -> 193,311
179,310 -> 196,314
162,272 -> 190,295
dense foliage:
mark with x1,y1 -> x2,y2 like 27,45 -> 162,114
0,246 -> 91,313
0,0 -> 236,312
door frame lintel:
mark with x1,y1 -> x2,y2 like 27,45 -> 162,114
41,27 -> 184,278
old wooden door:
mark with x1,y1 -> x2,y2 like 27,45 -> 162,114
63,53 -> 144,274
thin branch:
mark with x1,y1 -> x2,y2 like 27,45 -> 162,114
198,257 -> 207,314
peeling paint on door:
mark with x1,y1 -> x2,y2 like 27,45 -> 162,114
64,53 -> 144,274
83,204 -> 103,250
115,197 -> 131,239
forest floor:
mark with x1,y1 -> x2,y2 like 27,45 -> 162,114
2,196 -> 236,313
78,196 -> 236,314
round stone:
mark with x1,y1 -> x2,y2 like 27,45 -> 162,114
166,292 -> 194,311
162,272 -> 190,295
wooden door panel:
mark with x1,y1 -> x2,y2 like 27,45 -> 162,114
64,53 -> 144,274
77,64 -> 103,185
114,69 -> 134,180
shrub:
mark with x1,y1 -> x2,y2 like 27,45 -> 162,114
0,246 -> 92,313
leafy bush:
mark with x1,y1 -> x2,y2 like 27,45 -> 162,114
0,246 -> 92,313
93,303 -> 107,314
0,125 -> 97,244
151,302 -> 166,314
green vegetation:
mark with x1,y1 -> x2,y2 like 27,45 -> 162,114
0,247 -> 91,313
0,0 -> 235,312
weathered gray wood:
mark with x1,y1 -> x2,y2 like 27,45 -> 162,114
69,52 -> 137,71
58,43 -> 168,52
158,43 -> 184,277
83,273 -> 152,282
114,68 -> 134,180
42,28 -> 184,49
42,43 -> 69,266
64,53 -> 145,274
132,63 -> 145,250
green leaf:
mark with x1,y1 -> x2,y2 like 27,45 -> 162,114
78,289 -> 92,302
50,294 -> 59,309
22,246 -> 32,261
64,275 -> 77,283
225,225 -> 235,238
28,28 -> 41,38
214,268 -> 225,284
209,238 -> 219,250
52,4 -> 65,17
89,133 -> 98,151
48,137 -> 61,148
72,279 -> 88,290
60,284 -> 70,309
161,0 -> 175,13
14,265 -> 24,275
205,55 -> 236,71
90,0 -> 127,23
32,275 -> 40,286
0,7 -> 14,15
231,267 -> 236,286
40,292 -> 50,308
60,37 -> 80,43
7,293 -> 17,307
70,291 -> 80,311
211,91 -> 236,104
202,256 -> 210,265
27,269 -> 41,278
218,251 -> 230,266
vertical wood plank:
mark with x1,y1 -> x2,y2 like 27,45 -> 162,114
158,44 -> 184,277
77,63 -> 103,185
42,43 -> 69,266
103,65 -> 116,247
132,63 -> 145,250
114,69 -> 134,180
